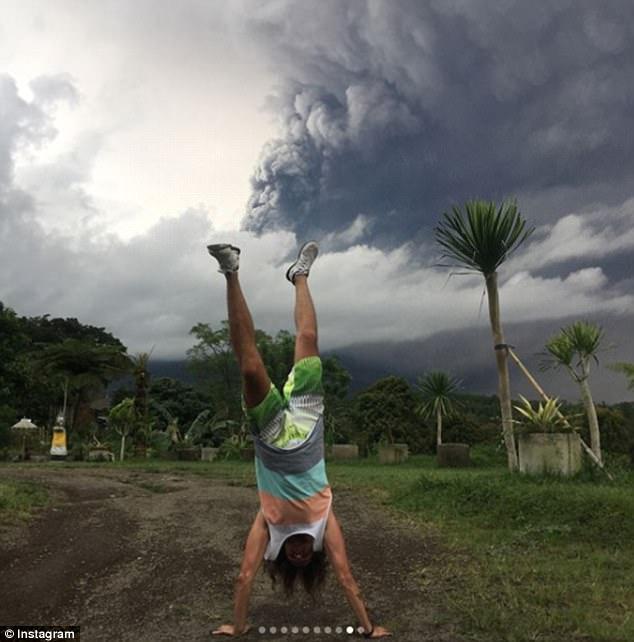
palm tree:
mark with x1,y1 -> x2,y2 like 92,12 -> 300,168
109,398 -> 136,461
35,339 -> 130,431
542,321 -> 604,463
415,371 -> 461,447
129,351 -> 153,446
435,199 -> 534,471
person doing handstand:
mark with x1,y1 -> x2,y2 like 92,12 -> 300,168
208,241 -> 391,638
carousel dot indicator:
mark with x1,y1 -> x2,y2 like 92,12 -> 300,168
346,625 -> 354,634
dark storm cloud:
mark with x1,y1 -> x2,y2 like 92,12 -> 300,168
241,0 -> 634,244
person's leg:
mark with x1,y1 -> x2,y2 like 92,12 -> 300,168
273,243 -> 323,448
225,272 -> 271,407
293,274 -> 319,363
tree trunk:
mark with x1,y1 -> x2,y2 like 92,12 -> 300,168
120,433 -> 126,462
485,272 -> 518,471
579,359 -> 602,463
507,347 -> 612,480
436,407 -> 443,447
62,377 -> 69,421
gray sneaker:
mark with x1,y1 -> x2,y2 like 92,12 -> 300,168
286,241 -> 319,284
207,243 -> 240,273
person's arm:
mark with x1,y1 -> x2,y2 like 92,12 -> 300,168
213,510 -> 269,637
324,510 -> 391,638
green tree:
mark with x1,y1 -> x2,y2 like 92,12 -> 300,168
415,371 -> 461,447
435,199 -> 534,471
25,315 -> 124,347
592,405 -> 632,462
109,398 -> 136,461
256,329 -> 295,391
129,351 -> 153,446
35,339 -> 130,434
542,321 -> 604,463
0,303 -> 31,423
183,409 -> 238,448
321,355 -> 352,447
148,377 -> 212,431
610,366 -> 634,467
356,376 -> 419,449
322,356 -> 352,400
0,303 -> 131,440
187,322 -> 352,424
187,321 -> 242,417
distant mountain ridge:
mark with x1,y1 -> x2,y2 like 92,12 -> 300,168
149,312 -> 634,404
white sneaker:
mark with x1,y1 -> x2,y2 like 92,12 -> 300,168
207,243 -> 240,273
286,241 -> 319,284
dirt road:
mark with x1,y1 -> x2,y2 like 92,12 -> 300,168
0,466 -> 466,641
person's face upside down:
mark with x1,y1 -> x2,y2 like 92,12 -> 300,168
284,533 -> 314,567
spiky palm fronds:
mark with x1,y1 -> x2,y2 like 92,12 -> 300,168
435,199 -> 534,276
542,321 -> 604,373
36,339 -> 131,381
415,371 -> 461,419
561,321 -> 604,360
514,395 -> 577,433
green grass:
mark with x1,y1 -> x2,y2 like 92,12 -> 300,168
0,479 -> 49,522
325,454 -> 634,642
2,450 -> 632,641
391,469 -> 634,641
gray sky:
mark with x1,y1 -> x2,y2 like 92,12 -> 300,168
1,0 -> 633,401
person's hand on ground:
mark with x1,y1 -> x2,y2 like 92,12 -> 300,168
368,625 -> 392,638
212,623 -> 250,636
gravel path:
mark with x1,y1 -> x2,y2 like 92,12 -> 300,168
0,466 -> 467,641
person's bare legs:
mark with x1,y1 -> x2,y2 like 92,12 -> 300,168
225,272 -> 271,407
293,274 -> 319,363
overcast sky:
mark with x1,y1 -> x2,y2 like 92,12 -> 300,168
1,0 -> 633,401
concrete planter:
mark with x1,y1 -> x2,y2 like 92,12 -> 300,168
201,447 -> 219,462
518,432 -> 581,476
328,444 -> 359,460
378,443 -> 409,464
177,447 -> 200,461
437,443 -> 471,468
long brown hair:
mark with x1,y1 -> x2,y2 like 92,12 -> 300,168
264,546 -> 328,600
